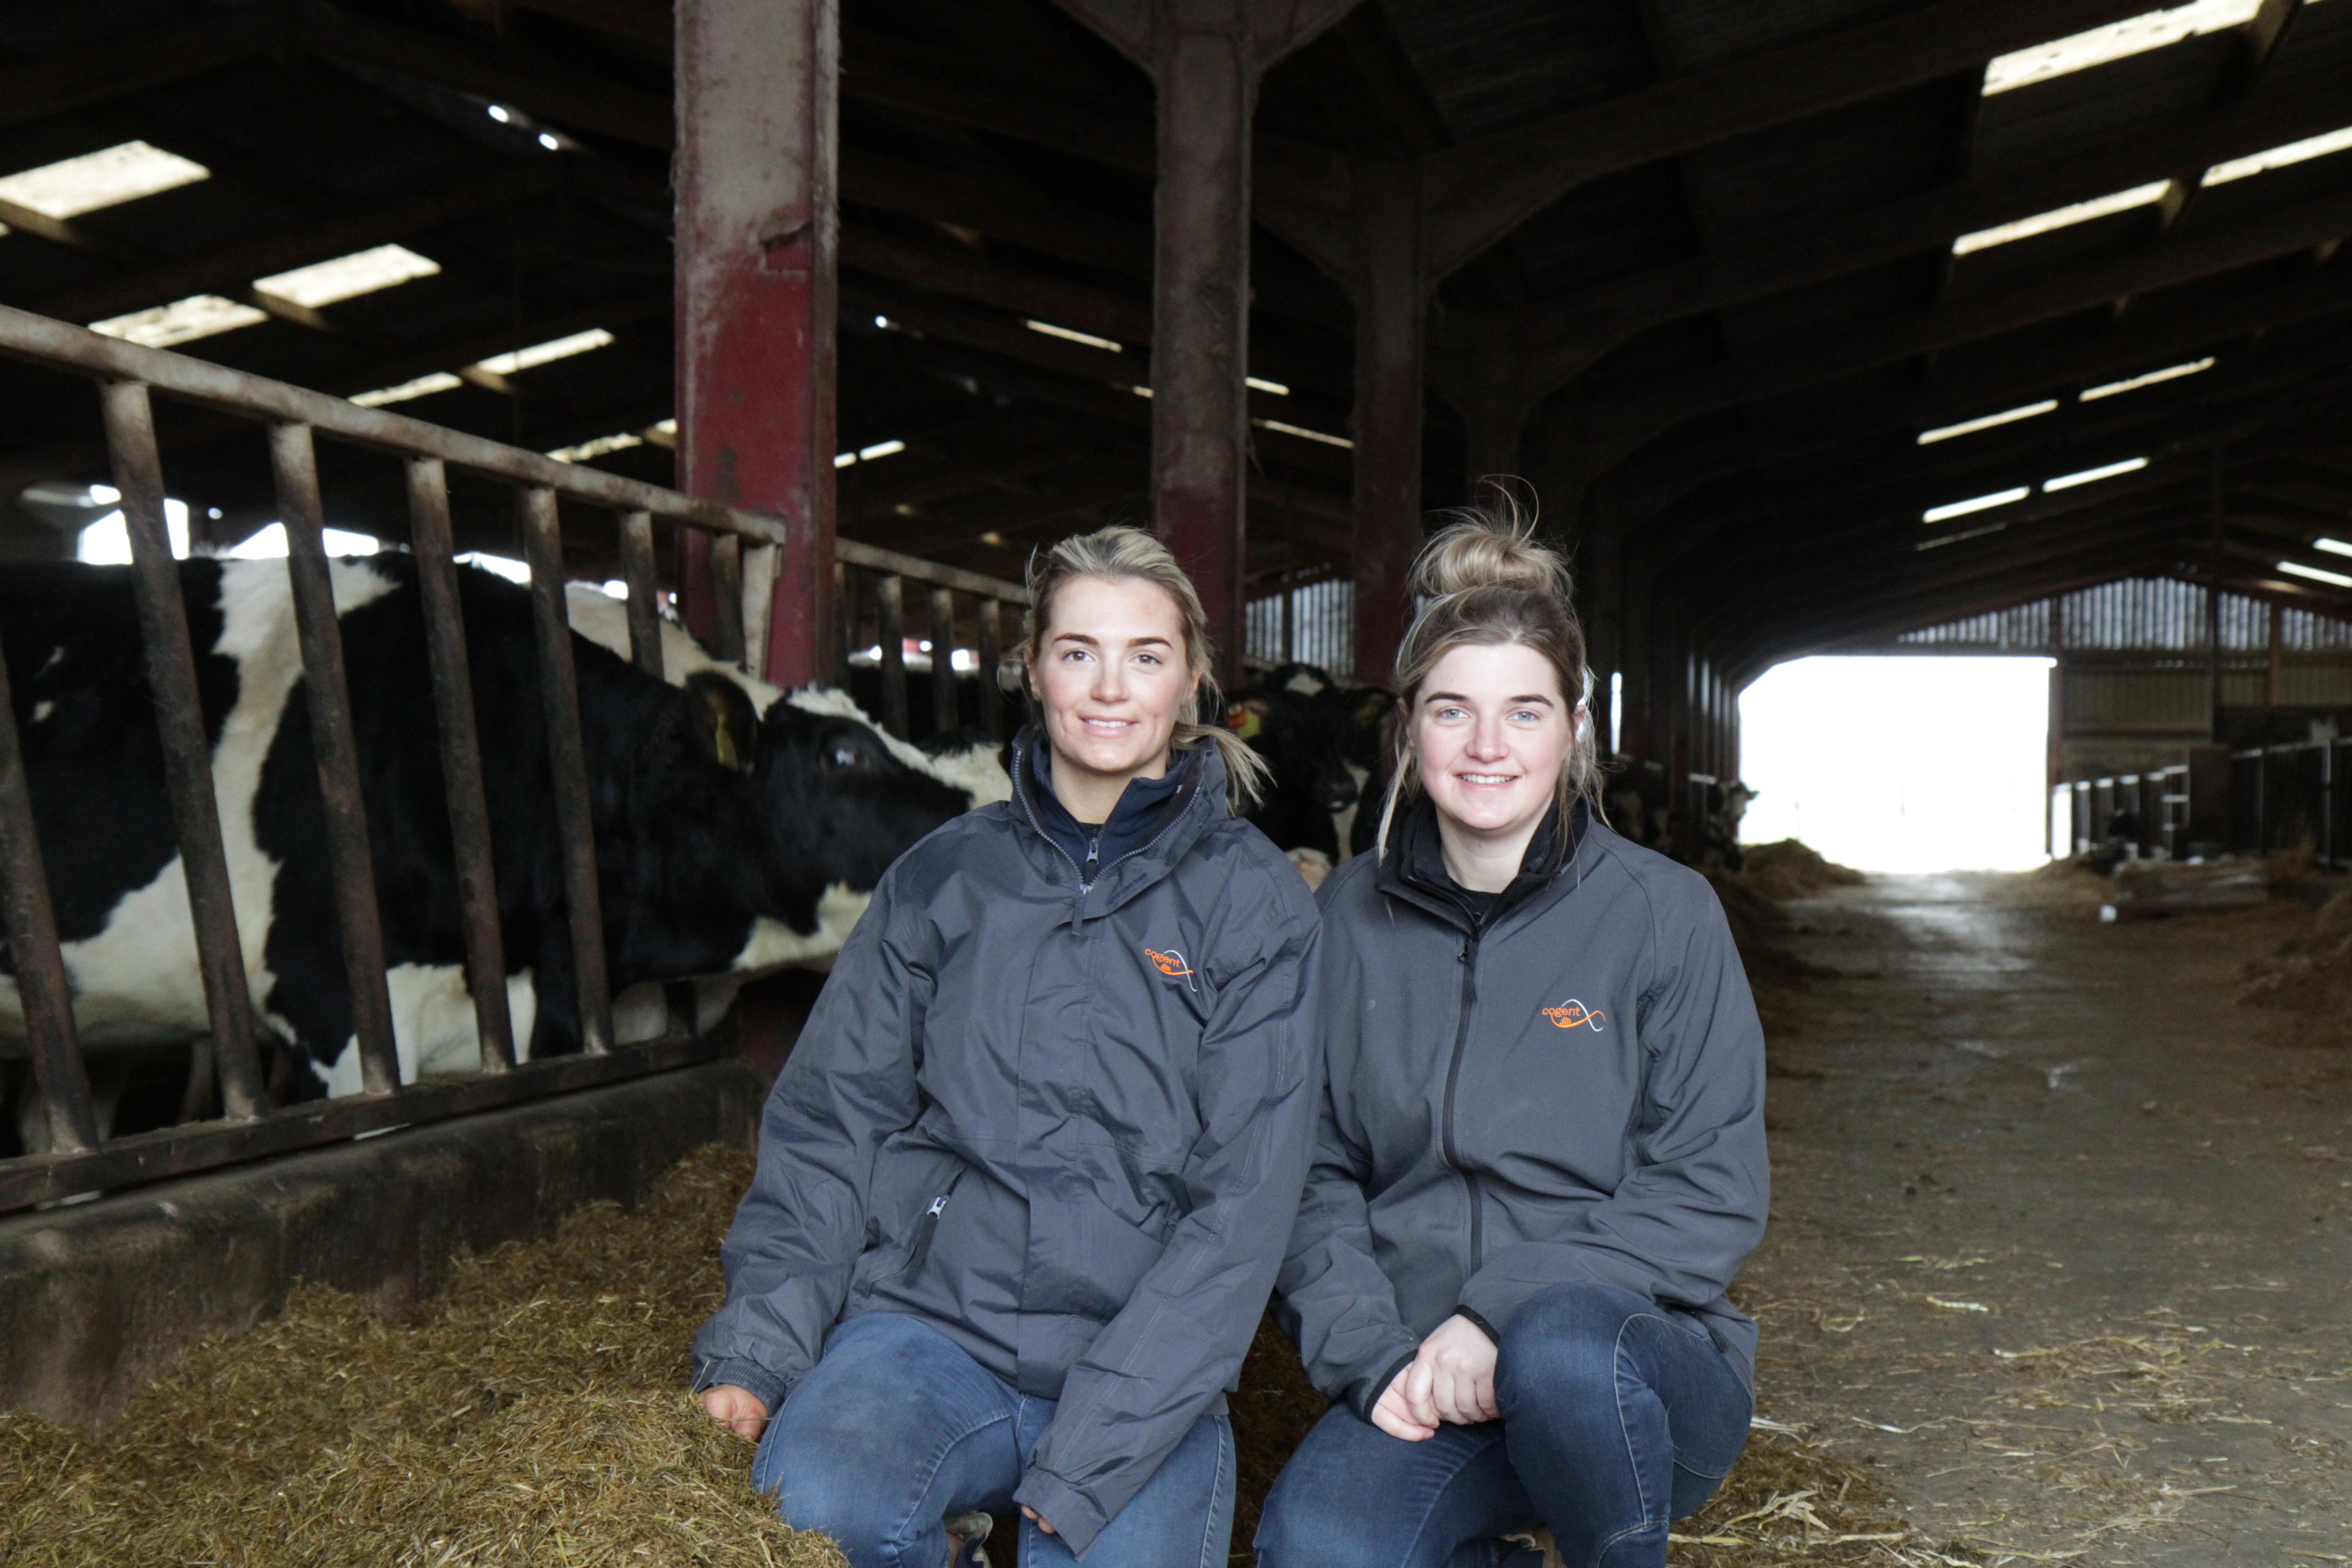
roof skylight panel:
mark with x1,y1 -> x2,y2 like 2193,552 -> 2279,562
1952,182 -> 2174,255
1918,401 -> 2058,445
1982,0 -> 2263,96
1923,487 -> 2031,524
2279,560 -> 2352,588
254,246 -> 441,309
0,141 -> 209,219
473,329 -> 614,375
90,295 -> 269,349
2080,358 -> 2214,400
352,372 -> 463,408
2203,124 -> 2352,185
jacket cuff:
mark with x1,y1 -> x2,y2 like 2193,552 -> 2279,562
1348,1348 -> 1422,1426
692,1354 -> 793,1414
1452,1305 -> 1501,1346
1013,1468 -> 1109,1558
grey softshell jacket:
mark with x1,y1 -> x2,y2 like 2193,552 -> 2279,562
692,738 -> 1322,1555
1277,807 -> 1768,1423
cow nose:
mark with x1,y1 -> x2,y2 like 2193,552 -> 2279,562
1324,776 -> 1358,809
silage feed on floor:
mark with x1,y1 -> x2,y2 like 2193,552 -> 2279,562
0,1143 -> 840,1568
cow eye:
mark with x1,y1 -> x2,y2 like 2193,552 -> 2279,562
829,743 -> 862,769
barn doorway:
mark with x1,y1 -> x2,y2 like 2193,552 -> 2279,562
1738,655 -> 2054,872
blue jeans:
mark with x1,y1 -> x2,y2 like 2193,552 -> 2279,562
750,1310 -> 1236,1568
1256,1282 -> 1751,1568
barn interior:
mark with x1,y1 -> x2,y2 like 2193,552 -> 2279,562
6,0 -> 2352,1563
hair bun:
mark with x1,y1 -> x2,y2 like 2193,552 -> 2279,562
1407,512 -> 1572,602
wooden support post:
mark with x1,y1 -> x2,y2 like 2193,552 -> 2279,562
676,0 -> 838,688
1051,0 -> 1357,685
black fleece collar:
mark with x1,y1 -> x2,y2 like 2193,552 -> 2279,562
1378,793 -> 1584,933
1009,727 -> 1210,893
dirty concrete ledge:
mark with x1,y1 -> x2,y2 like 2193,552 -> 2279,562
0,1058 -> 765,1426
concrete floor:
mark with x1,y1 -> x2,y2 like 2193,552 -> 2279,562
1744,874 -> 2352,1563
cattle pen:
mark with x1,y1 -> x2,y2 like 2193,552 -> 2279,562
0,302 -> 1030,1214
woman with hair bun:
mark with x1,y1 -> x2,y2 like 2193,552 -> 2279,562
692,526 -> 1321,1568
1257,511 -> 1768,1568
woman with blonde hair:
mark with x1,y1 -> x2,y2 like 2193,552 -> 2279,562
693,526 -> 1320,1567
1258,511 -> 1768,1568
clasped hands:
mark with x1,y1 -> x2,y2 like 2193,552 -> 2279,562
1369,1313 -> 1498,1441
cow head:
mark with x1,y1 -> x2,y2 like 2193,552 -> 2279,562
1229,692 -> 1359,813
676,674 -> 973,935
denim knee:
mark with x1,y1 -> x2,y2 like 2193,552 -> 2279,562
1492,1280 -> 1648,1410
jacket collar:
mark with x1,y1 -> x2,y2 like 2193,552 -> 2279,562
1376,793 -> 1588,935
1007,728 -> 1225,916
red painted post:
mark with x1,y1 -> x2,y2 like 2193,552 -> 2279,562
675,0 -> 839,688
1349,160 -> 1427,687
1053,0 -> 1357,684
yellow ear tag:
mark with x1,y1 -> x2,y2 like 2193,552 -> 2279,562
713,722 -> 738,771
1223,704 -> 1263,741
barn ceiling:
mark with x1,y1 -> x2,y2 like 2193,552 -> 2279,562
2,0 -> 2350,681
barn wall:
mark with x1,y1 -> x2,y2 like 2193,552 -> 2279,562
0,1060 -> 764,1427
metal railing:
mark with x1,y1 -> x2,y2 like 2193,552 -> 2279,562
0,304 -> 1022,1212
2227,740 -> 2347,864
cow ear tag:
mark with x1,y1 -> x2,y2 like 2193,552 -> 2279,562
685,673 -> 756,773
1223,702 -> 1263,740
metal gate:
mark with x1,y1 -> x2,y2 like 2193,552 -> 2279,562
0,304 -> 1022,1212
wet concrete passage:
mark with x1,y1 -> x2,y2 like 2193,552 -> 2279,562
1742,873 -> 2352,1563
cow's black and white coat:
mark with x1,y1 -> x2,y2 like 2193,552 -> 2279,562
0,555 -> 1004,1112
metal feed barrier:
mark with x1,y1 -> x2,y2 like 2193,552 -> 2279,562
0,304 -> 1025,1213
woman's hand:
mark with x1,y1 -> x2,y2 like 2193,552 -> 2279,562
1373,1314 -> 1500,1440
698,1384 -> 771,1441
1020,1506 -> 1058,1535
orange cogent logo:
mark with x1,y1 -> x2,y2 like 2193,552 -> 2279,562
1541,998 -> 1606,1031
1145,947 -> 1194,978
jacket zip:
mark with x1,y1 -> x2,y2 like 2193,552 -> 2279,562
905,1168 -> 967,1273
1011,738 -> 1199,897
1439,928 -> 1485,1274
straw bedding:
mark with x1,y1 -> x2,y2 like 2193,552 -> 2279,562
0,1143 -> 838,1568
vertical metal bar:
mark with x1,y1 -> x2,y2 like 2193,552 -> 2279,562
0,643 -> 98,1152
619,511 -> 665,680
710,532 -> 746,669
874,573 -> 910,740
272,424 -> 400,1096
975,597 -> 1003,742
518,486 -> 614,1056
833,559 -> 853,688
406,457 -> 514,1072
929,587 -> 959,737
1280,582 -> 1295,664
100,381 -> 265,1122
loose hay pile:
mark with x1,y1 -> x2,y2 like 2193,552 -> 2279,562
2241,884 -> 2352,1044
1737,840 -> 1866,902
0,1144 -> 838,1568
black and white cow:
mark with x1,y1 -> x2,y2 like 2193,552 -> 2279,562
1225,686 -> 1358,870
0,555 -> 1005,1132
1250,662 -> 1397,864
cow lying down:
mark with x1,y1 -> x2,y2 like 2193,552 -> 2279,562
0,554 -> 1006,1131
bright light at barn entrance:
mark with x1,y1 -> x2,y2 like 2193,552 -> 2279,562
1738,656 -> 2054,872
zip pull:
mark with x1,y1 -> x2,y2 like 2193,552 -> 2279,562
1082,834 -> 1101,885
907,1189 -> 955,1272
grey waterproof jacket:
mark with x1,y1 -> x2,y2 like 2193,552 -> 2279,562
1277,801 -> 1768,1422
692,735 -> 1321,1555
